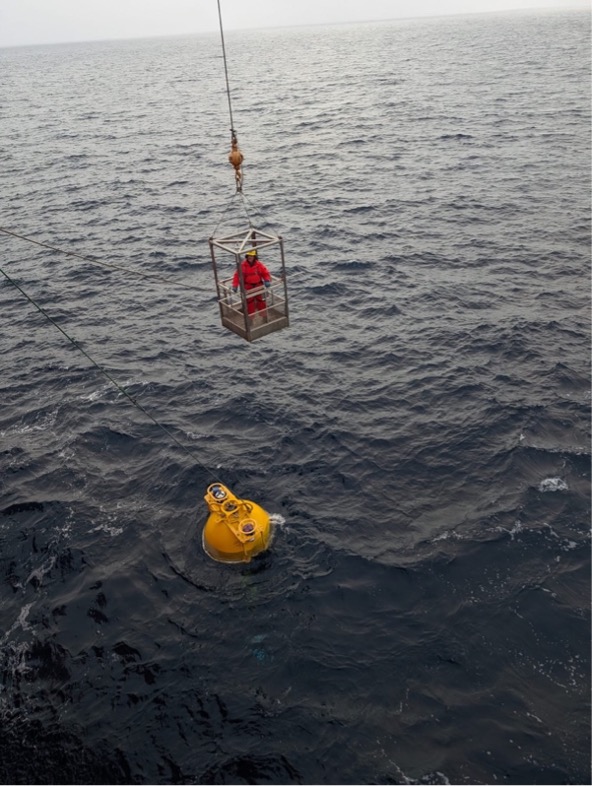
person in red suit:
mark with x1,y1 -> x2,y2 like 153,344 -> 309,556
232,249 -> 272,314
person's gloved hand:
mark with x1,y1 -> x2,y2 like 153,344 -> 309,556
264,281 -> 271,288
233,286 -> 238,293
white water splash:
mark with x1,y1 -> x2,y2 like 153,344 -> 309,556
91,521 -> 124,537
24,556 -> 57,589
1,603 -> 35,645
539,477 -> 568,493
82,378 -> 150,402
269,513 -> 287,532
0,408 -> 59,437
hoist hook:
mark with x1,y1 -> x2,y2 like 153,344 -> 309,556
228,129 -> 244,193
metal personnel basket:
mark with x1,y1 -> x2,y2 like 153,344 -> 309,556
209,226 -> 289,342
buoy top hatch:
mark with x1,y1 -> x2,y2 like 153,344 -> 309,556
202,483 -> 271,563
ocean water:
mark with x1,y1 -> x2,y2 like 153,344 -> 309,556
0,7 -> 591,785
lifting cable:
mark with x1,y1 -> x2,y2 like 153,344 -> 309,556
0,226 -> 203,292
217,0 -> 245,194
211,189 -> 253,237
0,263 -> 219,482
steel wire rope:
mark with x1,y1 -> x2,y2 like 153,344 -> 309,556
216,0 -> 246,195
211,190 -> 253,237
0,226 -> 204,291
0,263 -> 220,482
236,190 -> 270,231
217,0 -> 236,140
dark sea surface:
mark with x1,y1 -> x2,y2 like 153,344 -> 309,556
0,8 -> 591,785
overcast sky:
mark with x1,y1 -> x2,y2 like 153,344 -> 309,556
0,0 -> 590,48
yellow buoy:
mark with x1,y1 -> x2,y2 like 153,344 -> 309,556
202,483 -> 271,563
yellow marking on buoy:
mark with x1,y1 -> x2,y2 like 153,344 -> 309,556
202,483 -> 271,563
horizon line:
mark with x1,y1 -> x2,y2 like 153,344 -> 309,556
0,3 -> 590,51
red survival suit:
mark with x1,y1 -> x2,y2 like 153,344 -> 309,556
232,254 -> 271,314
